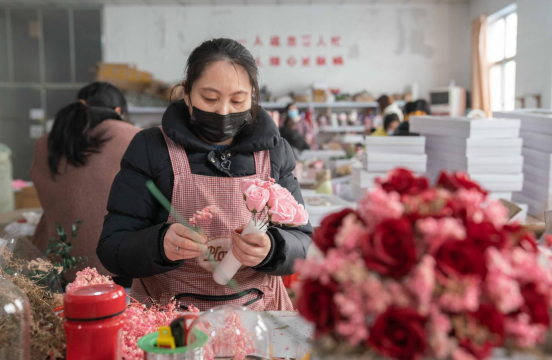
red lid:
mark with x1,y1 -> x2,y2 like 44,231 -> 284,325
64,284 -> 126,321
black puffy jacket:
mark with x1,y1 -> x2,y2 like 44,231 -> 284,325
97,101 -> 313,279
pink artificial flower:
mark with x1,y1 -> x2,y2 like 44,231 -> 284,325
66,267 -> 114,291
291,203 -> 309,226
269,198 -> 297,225
362,274 -> 390,315
483,199 -> 509,227
451,347 -> 478,360
334,289 -> 370,345
334,213 -> 366,250
240,179 -> 260,194
437,274 -> 480,313
451,189 -> 486,220
428,306 -> 454,359
386,280 -> 413,308
357,187 -> 404,230
189,205 -> 219,229
405,255 -> 436,315
504,313 -> 548,348
485,248 -> 523,313
510,247 -> 551,287
244,185 -> 270,213
416,217 -> 466,254
267,183 -> 296,208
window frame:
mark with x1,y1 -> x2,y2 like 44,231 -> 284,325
487,4 -> 517,111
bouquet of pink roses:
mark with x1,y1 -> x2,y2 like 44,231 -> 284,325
213,178 -> 309,285
295,168 -> 552,360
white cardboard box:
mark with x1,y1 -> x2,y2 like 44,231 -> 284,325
487,192 -> 513,201
519,130 -> 552,153
425,135 -> 523,157
426,168 -> 524,192
512,192 -> 548,219
351,168 -> 386,188
494,111 -> 552,135
410,116 -> 521,139
303,194 -> 355,228
521,179 -> 552,204
522,147 -> 552,168
522,163 -> 552,189
300,150 -> 347,161
365,137 -> 426,154
426,151 -> 524,174
364,153 -> 427,173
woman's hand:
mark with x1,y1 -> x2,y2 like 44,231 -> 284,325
163,223 -> 208,261
232,224 -> 271,267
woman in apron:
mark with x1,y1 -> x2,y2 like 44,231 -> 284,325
97,38 -> 313,311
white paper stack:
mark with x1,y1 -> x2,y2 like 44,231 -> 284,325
494,111 -> 552,218
411,116 -> 523,200
350,137 -> 427,198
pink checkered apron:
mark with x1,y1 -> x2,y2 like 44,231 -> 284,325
130,129 -> 293,311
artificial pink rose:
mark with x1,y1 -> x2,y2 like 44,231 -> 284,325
244,185 -> 270,213
267,183 -> 296,208
240,179 -> 259,194
291,203 -> 309,226
269,198 -> 297,225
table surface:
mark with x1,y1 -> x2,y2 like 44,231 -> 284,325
0,207 -> 42,228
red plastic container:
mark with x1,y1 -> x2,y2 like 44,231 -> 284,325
64,284 -> 126,360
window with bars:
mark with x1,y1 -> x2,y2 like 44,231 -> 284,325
487,4 -> 517,111
0,7 -> 102,179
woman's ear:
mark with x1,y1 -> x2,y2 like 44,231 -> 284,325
182,81 -> 191,107
114,107 -> 122,115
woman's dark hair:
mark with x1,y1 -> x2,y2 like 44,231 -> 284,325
404,101 -> 416,115
377,95 -> 393,114
183,38 -> 260,121
48,81 -> 127,176
383,113 -> 400,131
285,102 -> 296,112
414,99 -> 431,115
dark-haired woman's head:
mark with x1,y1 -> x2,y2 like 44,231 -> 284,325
414,99 -> 431,115
404,101 -> 416,115
383,113 -> 400,134
181,38 -> 260,145
377,95 -> 394,114
48,81 -> 127,176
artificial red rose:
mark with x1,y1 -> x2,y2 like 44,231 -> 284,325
437,171 -> 488,196
362,218 -> 417,278
503,223 -> 538,253
435,239 -> 487,279
377,168 -> 430,196
313,208 -> 364,253
368,307 -> 427,360
296,279 -> 341,337
521,283 -> 550,326
470,304 -> 506,345
466,220 -> 508,251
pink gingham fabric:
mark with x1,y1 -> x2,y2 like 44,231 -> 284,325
131,128 -> 293,311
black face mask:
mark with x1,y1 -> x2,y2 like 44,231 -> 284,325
190,106 -> 252,143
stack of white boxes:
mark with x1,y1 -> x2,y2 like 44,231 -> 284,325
351,137 -> 427,198
494,111 -> 552,218
409,116 -> 523,201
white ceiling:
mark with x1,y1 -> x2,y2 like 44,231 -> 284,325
0,0 -> 470,6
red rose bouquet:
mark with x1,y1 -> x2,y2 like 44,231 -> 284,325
296,168 -> 552,360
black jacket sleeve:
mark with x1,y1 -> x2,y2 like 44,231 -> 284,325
254,140 -> 313,276
97,131 -> 183,279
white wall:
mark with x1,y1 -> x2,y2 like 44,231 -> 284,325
104,3 -> 468,98
469,0 -> 552,109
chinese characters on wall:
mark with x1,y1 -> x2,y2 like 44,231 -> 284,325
235,35 -> 344,68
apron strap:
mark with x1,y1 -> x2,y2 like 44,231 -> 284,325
159,126 -> 192,176
175,288 -> 264,308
